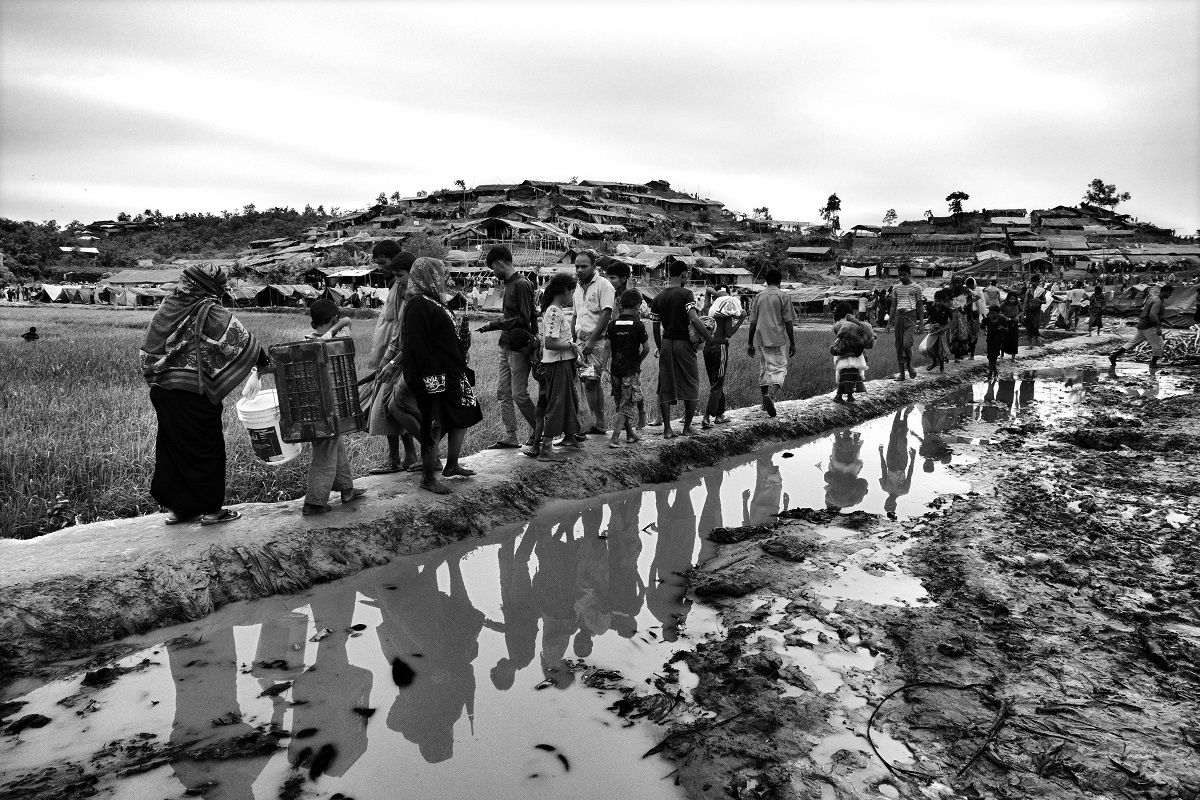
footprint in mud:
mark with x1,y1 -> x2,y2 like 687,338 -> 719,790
525,744 -> 571,778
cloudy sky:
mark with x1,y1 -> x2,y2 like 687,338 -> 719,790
2,0 -> 1197,232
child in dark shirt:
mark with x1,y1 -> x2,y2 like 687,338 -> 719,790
982,305 -> 1005,378
607,289 -> 650,448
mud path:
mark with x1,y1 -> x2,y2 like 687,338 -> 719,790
652,357 -> 1200,800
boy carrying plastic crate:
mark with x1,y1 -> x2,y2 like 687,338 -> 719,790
302,299 -> 366,515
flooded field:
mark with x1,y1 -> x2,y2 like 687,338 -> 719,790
2,364 -> 1184,800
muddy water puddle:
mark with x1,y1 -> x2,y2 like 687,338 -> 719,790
1,374 -> 1109,799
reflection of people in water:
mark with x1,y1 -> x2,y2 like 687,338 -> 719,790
994,378 -> 1016,418
980,380 -> 1009,423
289,592 -> 373,777
879,409 -> 917,516
573,505 -> 612,657
533,517 -> 581,688
606,493 -> 646,639
487,529 -> 539,690
648,485 -> 698,642
824,430 -> 869,510
696,471 -> 724,566
167,628 -> 275,800
742,456 -> 783,526
913,388 -> 973,472
374,553 -> 485,763
1018,378 -> 1035,411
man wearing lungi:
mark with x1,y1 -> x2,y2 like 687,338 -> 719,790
887,264 -> 925,381
746,268 -> 795,417
650,262 -> 714,438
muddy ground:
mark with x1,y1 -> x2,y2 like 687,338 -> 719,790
3,342 -> 1199,800
648,357 -> 1200,800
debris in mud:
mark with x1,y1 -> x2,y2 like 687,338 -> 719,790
309,742 -> 337,779
709,525 -> 774,544
391,657 -> 416,687
258,681 -> 292,697
309,627 -> 332,642
776,507 -> 879,529
256,658 -> 289,670
760,532 -> 821,562
689,561 -> 773,598
5,713 -> 52,735
582,668 -> 625,689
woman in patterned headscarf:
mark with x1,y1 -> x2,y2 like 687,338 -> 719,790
141,263 -> 267,525
400,257 -> 483,494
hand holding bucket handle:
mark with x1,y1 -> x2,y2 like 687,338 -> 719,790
241,368 -> 262,402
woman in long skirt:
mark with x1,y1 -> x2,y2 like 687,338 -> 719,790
534,273 -> 583,461
141,263 -> 266,525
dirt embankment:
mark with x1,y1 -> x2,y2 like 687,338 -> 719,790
644,359 -> 1200,800
1,335 -> 1117,689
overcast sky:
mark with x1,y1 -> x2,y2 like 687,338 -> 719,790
2,0 -> 1197,233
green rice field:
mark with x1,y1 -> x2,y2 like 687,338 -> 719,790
0,303 -> 919,539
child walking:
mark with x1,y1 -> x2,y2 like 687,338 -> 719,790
534,274 -> 583,462
924,290 -> 951,373
831,301 -> 874,404
982,305 -> 1005,379
302,299 -> 365,515
608,289 -> 650,447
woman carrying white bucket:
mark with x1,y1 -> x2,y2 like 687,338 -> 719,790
140,263 -> 269,526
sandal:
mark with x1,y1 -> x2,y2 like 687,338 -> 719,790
200,509 -> 241,526
368,462 -> 401,475
165,513 -> 200,526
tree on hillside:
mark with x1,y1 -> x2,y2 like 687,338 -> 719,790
375,192 -> 388,207
1082,178 -> 1131,211
316,205 -> 325,216
117,212 -> 130,222
882,209 -> 897,227
924,209 -> 934,222
752,206 -> 772,221
818,193 -> 841,231
390,191 -> 402,204
455,179 -> 467,207
945,191 -> 969,218
416,190 -> 426,198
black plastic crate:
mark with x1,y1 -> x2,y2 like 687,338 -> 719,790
269,338 -> 367,442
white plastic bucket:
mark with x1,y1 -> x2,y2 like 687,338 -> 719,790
235,388 -> 301,465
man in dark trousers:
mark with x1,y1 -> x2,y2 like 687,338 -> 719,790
478,245 -> 537,448
1110,284 -> 1173,370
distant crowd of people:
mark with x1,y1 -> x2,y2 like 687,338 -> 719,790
133,248 -> 1187,524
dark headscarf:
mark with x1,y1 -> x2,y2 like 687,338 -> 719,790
141,263 -> 260,402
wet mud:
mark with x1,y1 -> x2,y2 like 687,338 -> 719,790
6,335 -> 1198,800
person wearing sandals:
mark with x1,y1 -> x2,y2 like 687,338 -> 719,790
141,263 -> 267,526
533,273 -> 584,461
366,243 -> 420,475
301,300 -> 366,515
652,262 -> 714,437
831,301 -> 874,404
607,288 -> 649,448
401,258 -> 484,494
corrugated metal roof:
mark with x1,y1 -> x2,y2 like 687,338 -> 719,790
786,246 -> 832,255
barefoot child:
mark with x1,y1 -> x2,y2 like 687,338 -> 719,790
608,289 -> 650,448
302,299 -> 366,515
982,304 -> 1005,378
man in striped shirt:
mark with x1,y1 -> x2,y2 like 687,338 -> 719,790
887,264 -> 925,381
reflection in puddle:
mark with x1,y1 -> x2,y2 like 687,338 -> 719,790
6,375 -> 1111,798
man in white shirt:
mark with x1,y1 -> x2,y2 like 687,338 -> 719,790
573,250 -> 616,435
1067,280 -> 1087,330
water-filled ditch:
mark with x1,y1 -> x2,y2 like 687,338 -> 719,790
1,368 -> 1149,800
